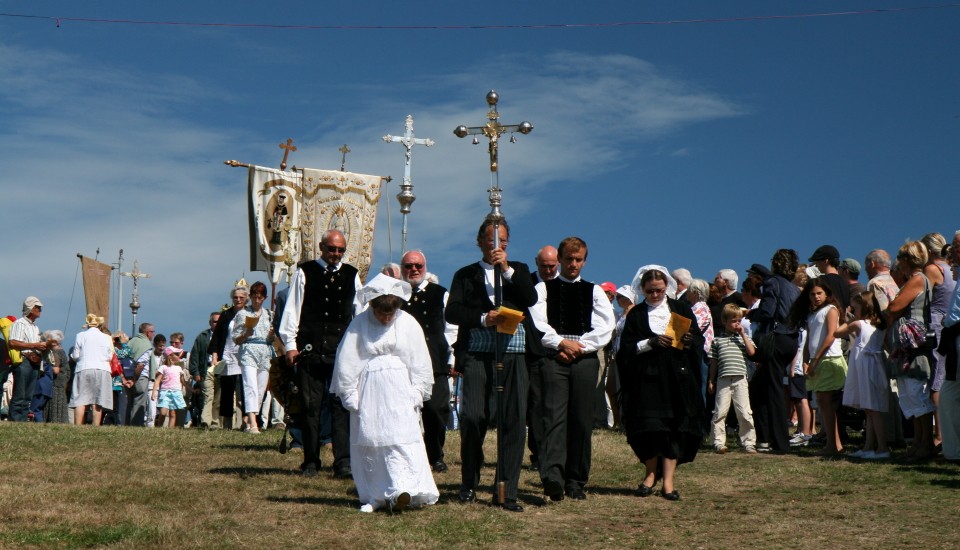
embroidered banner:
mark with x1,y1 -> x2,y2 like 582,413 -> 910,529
80,256 -> 112,328
299,168 -> 382,282
248,166 -> 303,282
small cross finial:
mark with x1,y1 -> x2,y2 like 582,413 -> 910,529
339,144 -> 351,172
279,138 -> 297,171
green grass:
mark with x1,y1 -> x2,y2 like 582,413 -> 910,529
1,422 -> 959,549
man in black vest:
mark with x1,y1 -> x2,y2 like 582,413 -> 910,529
527,245 -> 559,471
529,236 -> 614,501
279,229 -> 361,478
446,218 -> 539,512
400,249 -> 456,473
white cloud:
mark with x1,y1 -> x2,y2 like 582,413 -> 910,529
0,40 -> 744,340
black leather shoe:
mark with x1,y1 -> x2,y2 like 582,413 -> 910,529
634,483 -> 654,498
497,499 -> 524,512
302,465 -> 318,478
566,487 -> 587,501
458,488 -> 476,503
333,466 -> 352,479
543,479 -> 564,502
661,490 -> 680,501
432,460 -> 448,473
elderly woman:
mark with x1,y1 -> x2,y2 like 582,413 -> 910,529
686,278 -> 715,406
331,274 -> 438,513
69,314 -> 115,425
43,330 -> 70,423
920,232 -> 956,450
888,241 -> 937,460
605,285 -> 637,430
232,281 -> 275,434
616,266 -> 704,501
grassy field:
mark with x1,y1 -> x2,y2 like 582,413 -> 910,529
1,422 -> 958,549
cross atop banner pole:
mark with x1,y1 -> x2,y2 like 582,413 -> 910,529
453,90 -> 533,506
278,138 -> 297,171
383,115 -> 434,254
338,144 -> 351,172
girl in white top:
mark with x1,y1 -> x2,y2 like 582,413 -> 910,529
836,291 -> 889,459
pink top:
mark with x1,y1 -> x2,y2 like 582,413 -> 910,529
691,301 -> 714,355
158,365 -> 185,391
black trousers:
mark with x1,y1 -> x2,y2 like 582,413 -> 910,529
218,374 -> 245,419
422,373 -> 451,465
537,353 -> 600,492
526,358 -> 545,464
751,332 -> 795,452
459,351 -> 528,501
297,359 -> 350,472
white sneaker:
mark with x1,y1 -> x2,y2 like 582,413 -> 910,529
789,434 -> 812,447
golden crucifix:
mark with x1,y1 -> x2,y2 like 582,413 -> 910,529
339,144 -> 351,172
278,138 -> 297,171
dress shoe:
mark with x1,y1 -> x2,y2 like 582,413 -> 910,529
496,499 -> 524,512
566,487 -> 587,501
431,460 -> 449,473
334,466 -> 353,479
458,488 -> 476,503
390,492 -> 410,512
634,483 -> 654,498
543,479 -> 564,502
661,490 -> 680,501
302,465 -> 318,478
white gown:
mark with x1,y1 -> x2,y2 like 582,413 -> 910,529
331,309 -> 439,511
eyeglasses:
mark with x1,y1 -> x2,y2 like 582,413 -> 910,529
324,245 -> 346,253
232,295 -> 247,301
34,306 -> 42,312
644,288 -> 666,296
402,263 -> 424,270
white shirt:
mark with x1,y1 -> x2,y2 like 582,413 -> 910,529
70,327 -> 114,373
279,259 -> 364,353
477,260 -> 516,327
529,275 -> 615,354
636,300 -> 672,354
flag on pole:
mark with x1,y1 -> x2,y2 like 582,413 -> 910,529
80,256 -> 112,328
248,165 -> 303,279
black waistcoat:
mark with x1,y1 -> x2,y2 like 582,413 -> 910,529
545,278 -> 595,336
402,283 -> 449,375
297,262 -> 358,355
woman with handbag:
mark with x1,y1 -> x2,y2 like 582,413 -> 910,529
887,241 -> 937,461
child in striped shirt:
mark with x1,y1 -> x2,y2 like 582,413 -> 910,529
708,304 -> 757,454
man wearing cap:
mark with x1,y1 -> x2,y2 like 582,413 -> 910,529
808,245 -> 851,311
529,236 -> 615,502
280,229 -> 362,479
400,249 -> 457,473
840,258 -> 865,296
7,297 -> 47,421
446,218 -> 540,512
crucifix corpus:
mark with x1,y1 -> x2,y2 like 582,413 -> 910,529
453,90 -> 533,505
120,259 -> 152,338
383,115 -> 434,254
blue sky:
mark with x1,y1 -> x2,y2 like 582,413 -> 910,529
1,2 -> 957,346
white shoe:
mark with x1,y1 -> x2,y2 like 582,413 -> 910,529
359,504 -> 374,513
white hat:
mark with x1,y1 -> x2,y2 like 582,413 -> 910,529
615,284 -> 636,304
359,273 -> 412,305
631,264 -> 677,302
22,296 -> 43,315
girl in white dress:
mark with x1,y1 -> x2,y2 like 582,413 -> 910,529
837,291 -> 889,459
331,274 -> 439,513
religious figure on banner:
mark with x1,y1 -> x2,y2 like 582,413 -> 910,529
267,192 -> 290,246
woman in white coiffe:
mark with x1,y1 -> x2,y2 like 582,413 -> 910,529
331,274 -> 439,513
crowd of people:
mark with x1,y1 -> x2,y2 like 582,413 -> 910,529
2,225 -> 960,513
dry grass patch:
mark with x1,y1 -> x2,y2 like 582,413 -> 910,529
1,422 -> 960,549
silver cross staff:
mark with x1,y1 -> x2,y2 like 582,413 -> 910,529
453,90 -> 533,224
120,260 -> 151,337
383,115 -> 434,254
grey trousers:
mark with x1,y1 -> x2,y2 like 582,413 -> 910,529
125,377 -> 149,426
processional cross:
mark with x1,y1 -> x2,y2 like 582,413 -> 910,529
278,138 -> 297,170
453,90 -> 533,506
120,260 -> 151,336
383,115 -> 434,253
338,144 -> 351,172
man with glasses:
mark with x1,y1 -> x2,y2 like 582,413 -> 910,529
7,296 -> 47,421
446,218 -> 540,512
528,237 -> 614,502
400,250 -> 457,473
280,229 -> 362,479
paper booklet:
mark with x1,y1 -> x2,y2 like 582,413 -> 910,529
665,313 -> 692,350
495,306 -> 526,335
244,314 -> 259,329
